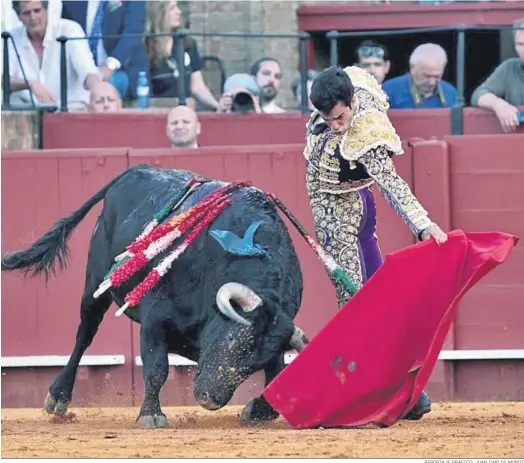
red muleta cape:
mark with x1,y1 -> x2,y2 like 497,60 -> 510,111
262,230 -> 519,429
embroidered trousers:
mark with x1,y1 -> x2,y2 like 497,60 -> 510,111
306,180 -> 383,308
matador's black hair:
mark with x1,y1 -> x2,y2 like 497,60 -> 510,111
309,67 -> 354,115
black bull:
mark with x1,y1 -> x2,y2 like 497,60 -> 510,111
2,165 -> 310,428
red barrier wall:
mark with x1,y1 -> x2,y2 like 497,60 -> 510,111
2,136 -> 523,408
1,148 -> 135,408
41,108 -> 523,150
410,135 -> 524,400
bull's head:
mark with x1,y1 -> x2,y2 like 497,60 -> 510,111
194,282 -> 308,411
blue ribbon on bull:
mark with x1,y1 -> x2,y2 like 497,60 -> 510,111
209,220 -> 268,257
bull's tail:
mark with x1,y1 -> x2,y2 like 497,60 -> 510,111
1,168 -> 131,280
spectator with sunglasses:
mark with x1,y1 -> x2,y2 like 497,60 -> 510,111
356,40 -> 391,85
382,43 -> 456,109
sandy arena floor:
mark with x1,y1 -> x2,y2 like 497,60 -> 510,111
2,402 -> 524,458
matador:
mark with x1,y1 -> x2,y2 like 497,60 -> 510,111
303,65 -> 448,420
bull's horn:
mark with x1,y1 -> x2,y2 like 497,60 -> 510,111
216,282 -> 262,326
289,326 -> 309,352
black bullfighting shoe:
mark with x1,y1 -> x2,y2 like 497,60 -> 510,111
402,390 -> 432,421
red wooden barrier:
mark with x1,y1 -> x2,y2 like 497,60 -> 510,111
1,148 -> 135,408
1,136 -> 523,407
410,135 -> 524,401
454,133 -> 524,401
41,108 -> 523,150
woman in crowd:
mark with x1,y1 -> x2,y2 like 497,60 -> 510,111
143,0 -> 219,110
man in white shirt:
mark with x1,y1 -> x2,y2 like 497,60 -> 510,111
1,0 -> 61,31
7,0 -> 102,110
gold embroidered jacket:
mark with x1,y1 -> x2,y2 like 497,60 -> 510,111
304,66 -> 432,237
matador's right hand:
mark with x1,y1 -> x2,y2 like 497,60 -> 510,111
421,223 -> 448,245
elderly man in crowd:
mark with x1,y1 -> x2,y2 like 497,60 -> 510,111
382,43 -> 457,109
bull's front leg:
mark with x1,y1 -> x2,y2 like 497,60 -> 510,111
136,313 -> 170,429
239,354 -> 285,426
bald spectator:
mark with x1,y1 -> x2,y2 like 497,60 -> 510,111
166,105 -> 200,149
383,43 -> 457,109
471,17 -> 524,133
88,82 -> 122,113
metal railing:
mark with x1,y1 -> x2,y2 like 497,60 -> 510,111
327,24 -> 523,135
200,54 -> 227,95
1,29 -> 312,114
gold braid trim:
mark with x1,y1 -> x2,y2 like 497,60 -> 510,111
339,109 -> 403,163
344,66 -> 389,111
339,66 -> 403,163
304,66 -> 404,164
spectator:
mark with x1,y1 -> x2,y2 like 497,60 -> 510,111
471,17 -> 524,133
88,81 -> 121,113
291,69 -> 319,111
355,40 -> 391,85
382,43 -> 457,109
144,0 -> 219,111
61,0 -> 148,101
250,57 -> 285,113
166,105 -> 200,149
2,0 -> 61,31
217,73 -> 261,114
7,0 -> 102,110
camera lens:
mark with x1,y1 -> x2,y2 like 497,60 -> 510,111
232,92 -> 255,113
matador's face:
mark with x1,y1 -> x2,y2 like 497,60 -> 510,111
319,102 -> 354,135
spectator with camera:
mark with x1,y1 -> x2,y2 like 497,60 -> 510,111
216,73 -> 261,114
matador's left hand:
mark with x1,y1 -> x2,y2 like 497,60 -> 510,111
421,223 -> 448,245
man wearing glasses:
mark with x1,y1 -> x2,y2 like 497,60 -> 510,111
356,40 -> 391,85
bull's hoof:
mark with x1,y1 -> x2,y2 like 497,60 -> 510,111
239,398 -> 279,427
136,413 -> 169,429
44,392 -> 70,416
